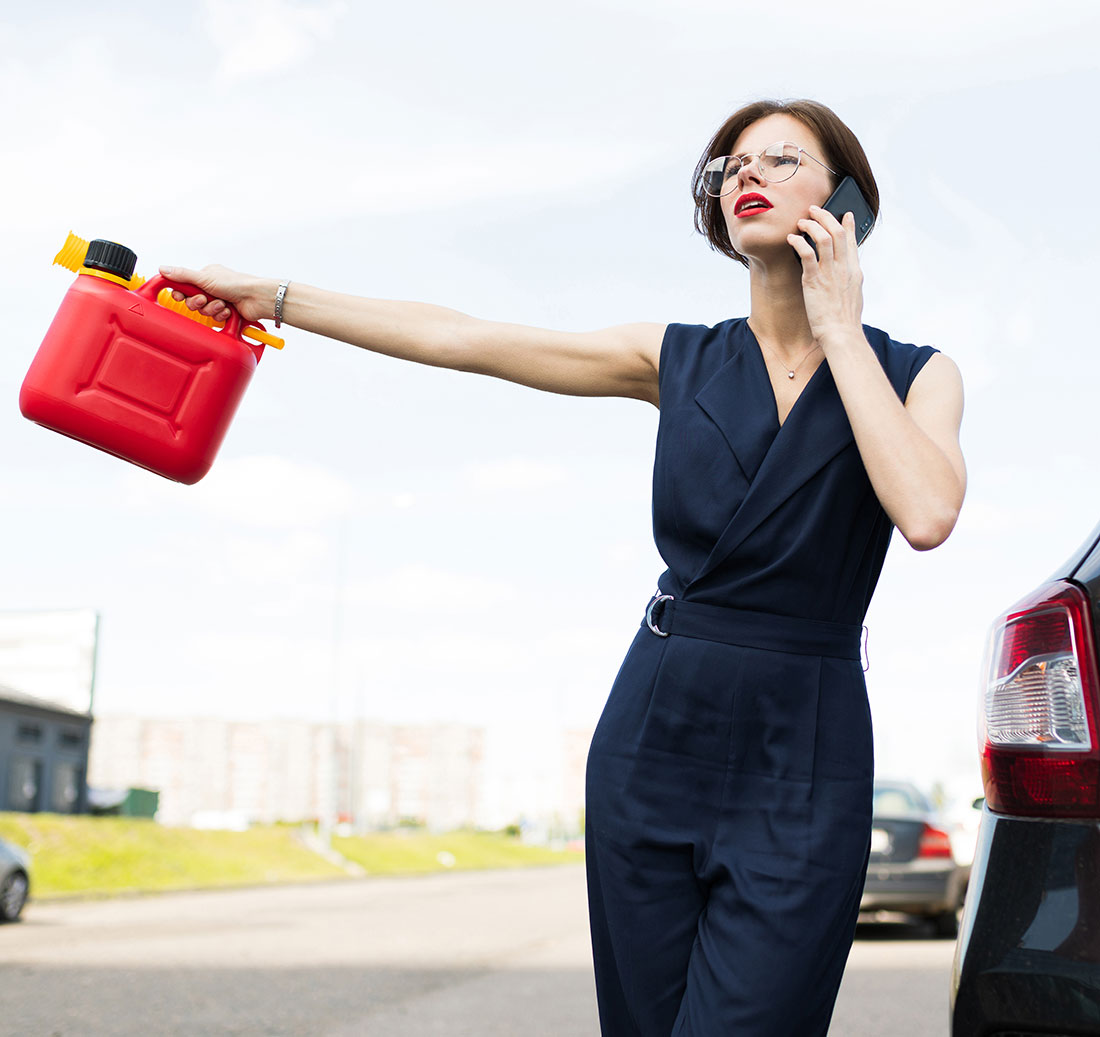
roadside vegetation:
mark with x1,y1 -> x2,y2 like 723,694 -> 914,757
0,813 -> 583,900
333,828 -> 583,874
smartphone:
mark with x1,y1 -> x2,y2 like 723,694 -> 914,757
800,175 -> 875,258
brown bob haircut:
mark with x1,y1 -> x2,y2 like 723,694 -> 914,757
692,99 -> 880,267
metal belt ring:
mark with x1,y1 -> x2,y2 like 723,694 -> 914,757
646,593 -> 674,637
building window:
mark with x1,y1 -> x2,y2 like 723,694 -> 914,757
59,730 -> 84,749
17,724 -> 42,744
8,757 -> 41,812
51,761 -> 81,813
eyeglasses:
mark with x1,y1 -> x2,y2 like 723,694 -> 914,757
701,141 -> 838,198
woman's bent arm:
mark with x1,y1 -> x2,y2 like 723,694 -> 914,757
822,342 -> 966,551
161,266 -> 664,406
789,210 -> 966,551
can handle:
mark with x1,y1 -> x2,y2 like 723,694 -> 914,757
138,274 -> 245,339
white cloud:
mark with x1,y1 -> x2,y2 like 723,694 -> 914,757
121,455 -> 358,527
202,0 -> 349,84
363,564 -> 518,612
460,457 -> 569,492
196,455 -> 359,525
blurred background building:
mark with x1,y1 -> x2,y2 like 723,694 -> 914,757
0,608 -> 591,832
0,610 -> 98,814
0,684 -> 91,814
88,713 -> 590,833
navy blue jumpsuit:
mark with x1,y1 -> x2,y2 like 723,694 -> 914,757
585,317 -> 938,1036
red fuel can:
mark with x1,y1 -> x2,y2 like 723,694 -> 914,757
21,241 -> 271,485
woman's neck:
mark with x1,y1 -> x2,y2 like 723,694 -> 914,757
744,255 -> 816,363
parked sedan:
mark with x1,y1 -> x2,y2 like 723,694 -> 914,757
0,837 -> 30,922
860,780 -> 972,937
952,520 -> 1100,1036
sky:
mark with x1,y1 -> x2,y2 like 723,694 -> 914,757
3,0 -> 1100,804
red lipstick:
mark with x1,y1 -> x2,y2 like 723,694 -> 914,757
734,192 -> 773,217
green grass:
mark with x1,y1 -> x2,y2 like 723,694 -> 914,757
332,828 -> 584,875
0,813 -> 345,898
0,814 -> 583,899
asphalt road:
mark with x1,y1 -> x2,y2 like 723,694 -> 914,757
0,866 -> 956,1036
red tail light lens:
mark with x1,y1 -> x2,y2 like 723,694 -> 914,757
917,824 -> 954,859
981,581 -> 1100,817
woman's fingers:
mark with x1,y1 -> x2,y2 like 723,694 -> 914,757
787,231 -> 817,265
157,264 -> 267,324
797,214 -> 834,261
809,205 -> 853,263
161,265 -> 232,320
843,210 -> 858,250
795,207 -> 862,277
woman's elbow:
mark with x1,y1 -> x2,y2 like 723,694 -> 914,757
900,506 -> 960,552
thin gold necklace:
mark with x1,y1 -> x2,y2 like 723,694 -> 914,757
758,340 -> 822,379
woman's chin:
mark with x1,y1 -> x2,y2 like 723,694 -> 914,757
736,238 -> 803,272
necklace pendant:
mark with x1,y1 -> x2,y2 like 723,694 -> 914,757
787,370 -> 795,379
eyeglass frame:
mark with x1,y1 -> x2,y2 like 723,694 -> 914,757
702,141 -> 839,198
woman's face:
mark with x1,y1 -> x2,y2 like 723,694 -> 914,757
721,113 -> 837,266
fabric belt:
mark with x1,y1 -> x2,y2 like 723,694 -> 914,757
643,593 -> 862,661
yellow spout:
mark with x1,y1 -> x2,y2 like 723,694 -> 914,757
53,230 -> 90,272
54,230 -> 145,289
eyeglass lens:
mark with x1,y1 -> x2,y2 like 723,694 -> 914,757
701,142 -> 802,198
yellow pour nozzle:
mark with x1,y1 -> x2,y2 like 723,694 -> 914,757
54,230 -> 145,289
54,231 -> 284,349
53,230 -> 90,272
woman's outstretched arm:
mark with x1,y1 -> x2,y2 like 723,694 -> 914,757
161,264 -> 664,406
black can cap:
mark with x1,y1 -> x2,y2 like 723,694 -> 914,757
84,239 -> 137,281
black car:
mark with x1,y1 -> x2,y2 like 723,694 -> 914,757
951,521 -> 1100,1036
0,837 -> 30,922
860,780 -> 973,938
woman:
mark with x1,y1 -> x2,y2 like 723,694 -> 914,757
164,98 -> 965,1035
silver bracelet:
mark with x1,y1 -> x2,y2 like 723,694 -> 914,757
274,279 -> 290,328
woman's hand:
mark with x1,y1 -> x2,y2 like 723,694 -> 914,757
787,206 -> 864,348
157,264 -> 277,325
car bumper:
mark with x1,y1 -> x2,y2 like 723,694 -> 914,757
951,809 -> 1100,1037
861,859 -> 964,916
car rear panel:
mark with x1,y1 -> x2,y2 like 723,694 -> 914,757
952,811 -> 1100,1036
952,527 -> 1100,1036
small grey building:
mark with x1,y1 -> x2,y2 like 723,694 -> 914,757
0,685 -> 92,814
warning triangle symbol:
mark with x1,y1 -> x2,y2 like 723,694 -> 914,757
129,303 -> 145,316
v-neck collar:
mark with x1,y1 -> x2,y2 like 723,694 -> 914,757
686,317 -> 860,589
743,318 -> 826,430
693,321 -> 778,483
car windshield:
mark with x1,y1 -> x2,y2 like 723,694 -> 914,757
872,783 -> 931,816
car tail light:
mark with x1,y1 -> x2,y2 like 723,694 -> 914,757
981,581 -> 1100,817
916,824 -> 954,859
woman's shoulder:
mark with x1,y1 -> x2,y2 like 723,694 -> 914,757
663,316 -> 746,344
660,317 -> 747,362
861,323 -> 941,397
659,317 -> 747,391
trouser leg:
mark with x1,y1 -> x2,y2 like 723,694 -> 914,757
670,854 -> 867,1036
585,818 -> 706,1037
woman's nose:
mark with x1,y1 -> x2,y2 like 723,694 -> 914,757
737,156 -> 765,188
